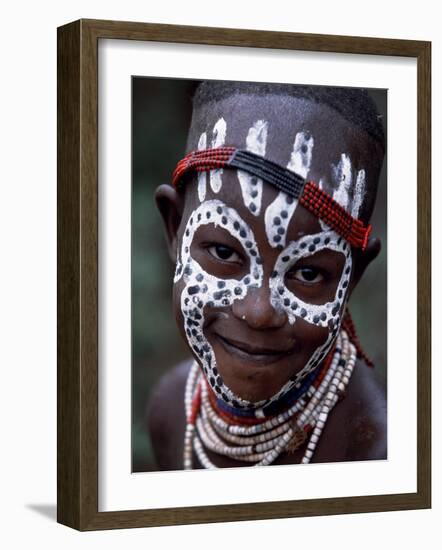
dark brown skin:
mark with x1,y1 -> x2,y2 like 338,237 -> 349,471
147,93 -> 387,470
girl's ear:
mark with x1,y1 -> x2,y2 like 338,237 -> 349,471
348,236 -> 381,295
155,184 -> 184,263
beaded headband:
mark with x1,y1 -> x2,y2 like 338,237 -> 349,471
172,146 -> 372,250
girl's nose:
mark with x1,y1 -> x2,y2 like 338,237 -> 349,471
231,283 -> 287,330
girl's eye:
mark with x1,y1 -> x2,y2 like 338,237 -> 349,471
291,267 -> 324,284
208,244 -> 241,263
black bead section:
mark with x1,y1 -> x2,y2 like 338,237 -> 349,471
187,285 -> 200,295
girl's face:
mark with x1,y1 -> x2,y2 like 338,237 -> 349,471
173,178 -> 352,411
165,95 -> 381,413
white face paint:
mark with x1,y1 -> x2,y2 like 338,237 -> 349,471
175,200 -> 352,413
237,119 -> 268,216
175,199 -> 265,409
351,168 -> 366,218
332,153 -> 352,209
209,118 -> 227,193
264,131 -> 314,248
267,231 -> 352,399
197,132 -> 207,202
332,154 -> 367,217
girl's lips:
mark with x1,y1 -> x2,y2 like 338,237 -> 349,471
215,333 -> 295,365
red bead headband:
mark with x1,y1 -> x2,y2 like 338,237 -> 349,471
172,147 -> 372,250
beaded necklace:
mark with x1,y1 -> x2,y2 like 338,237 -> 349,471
184,328 -> 357,469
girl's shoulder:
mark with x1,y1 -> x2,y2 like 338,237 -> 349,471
146,359 -> 192,470
315,359 -> 387,463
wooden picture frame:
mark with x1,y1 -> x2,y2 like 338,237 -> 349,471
57,18 -> 431,530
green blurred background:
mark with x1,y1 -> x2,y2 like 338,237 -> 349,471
131,78 -> 387,472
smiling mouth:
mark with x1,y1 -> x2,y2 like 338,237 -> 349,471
216,334 -> 295,364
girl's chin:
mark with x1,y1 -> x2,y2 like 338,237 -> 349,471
210,343 -> 301,405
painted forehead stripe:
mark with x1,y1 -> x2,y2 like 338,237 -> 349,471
172,146 -> 372,250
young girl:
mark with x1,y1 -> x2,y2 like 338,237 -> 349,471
147,81 -> 387,470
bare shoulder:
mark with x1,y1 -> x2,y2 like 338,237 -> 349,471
145,359 -> 192,471
315,360 -> 387,463
340,360 -> 387,460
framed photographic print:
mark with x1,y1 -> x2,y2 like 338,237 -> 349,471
57,18 -> 431,530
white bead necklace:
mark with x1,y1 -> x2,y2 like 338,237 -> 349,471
184,329 -> 356,469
